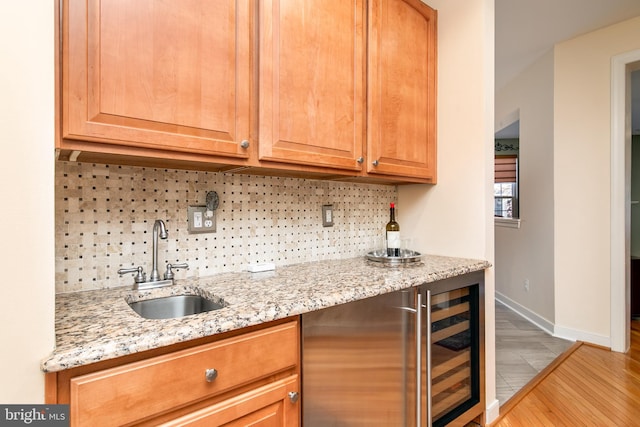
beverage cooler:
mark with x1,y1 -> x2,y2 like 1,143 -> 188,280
421,277 -> 482,426
302,271 -> 484,426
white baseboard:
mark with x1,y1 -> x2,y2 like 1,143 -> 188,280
485,399 -> 500,424
495,292 -> 555,335
495,292 -> 610,347
553,325 -> 610,348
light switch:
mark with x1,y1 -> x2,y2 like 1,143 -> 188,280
193,211 -> 203,228
322,204 -> 334,227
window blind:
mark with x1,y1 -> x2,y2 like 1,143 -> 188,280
495,155 -> 517,183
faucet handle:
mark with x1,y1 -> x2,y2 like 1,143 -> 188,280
164,263 -> 189,280
118,266 -> 146,284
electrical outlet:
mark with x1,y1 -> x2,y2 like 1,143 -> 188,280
524,279 -> 530,292
322,204 -> 334,227
188,205 -> 216,234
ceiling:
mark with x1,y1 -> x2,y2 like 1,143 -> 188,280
495,0 -> 640,137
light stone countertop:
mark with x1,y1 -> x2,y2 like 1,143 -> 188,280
42,255 -> 490,372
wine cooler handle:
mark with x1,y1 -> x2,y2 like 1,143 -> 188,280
416,291 -> 422,427
426,290 -> 432,427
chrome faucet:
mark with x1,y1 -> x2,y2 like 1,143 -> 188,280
150,219 -> 168,282
118,219 -> 189,289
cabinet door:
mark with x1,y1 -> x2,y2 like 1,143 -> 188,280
62,0 -> 252,158
160,375 -> 300,427
259,0 -> 366,171
367,0 -> 437,181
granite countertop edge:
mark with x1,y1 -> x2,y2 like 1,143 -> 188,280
42,255 -> 491,373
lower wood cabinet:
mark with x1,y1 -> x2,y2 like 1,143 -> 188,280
161,375 -> 299,427
46,320 -> 300,427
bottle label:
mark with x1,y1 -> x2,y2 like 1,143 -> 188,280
387,231 -> 401,249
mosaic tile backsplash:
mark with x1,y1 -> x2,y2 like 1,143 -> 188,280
55,162 -> 398,293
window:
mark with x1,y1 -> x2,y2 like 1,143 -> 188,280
494,155 -> 518,218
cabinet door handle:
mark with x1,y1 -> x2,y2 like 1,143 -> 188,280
205,368 -> 218,382
240,140 -> 249,149
372,159 -> 379,167
357,156 -> 364,164
288,391 -> 299,403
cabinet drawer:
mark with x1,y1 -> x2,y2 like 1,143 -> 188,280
160,375 -> 299,427
69,321 -> 298,427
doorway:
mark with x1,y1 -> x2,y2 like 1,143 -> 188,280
630,69 -> 640,322
611,53 -> 640,353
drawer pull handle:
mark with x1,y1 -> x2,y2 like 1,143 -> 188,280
288,391 -> 299,403
205,368 -> 218,382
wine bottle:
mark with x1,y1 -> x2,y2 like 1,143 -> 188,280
386,203 -> 401,257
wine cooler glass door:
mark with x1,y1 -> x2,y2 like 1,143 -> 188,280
427,285 -> 481,427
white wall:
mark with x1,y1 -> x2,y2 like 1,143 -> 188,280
495,49 -> 556,327
0,2 -> 55,401
400,0 -> 497,421
555,16 -> 640,345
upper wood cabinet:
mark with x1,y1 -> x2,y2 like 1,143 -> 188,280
258,0 -> 437,182
58,0 -> 437,183
60,0 -> 253,160
258,0 -> 366,171
367,0 -> 437,181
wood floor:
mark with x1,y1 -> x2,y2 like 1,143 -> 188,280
490,321 -> 640,426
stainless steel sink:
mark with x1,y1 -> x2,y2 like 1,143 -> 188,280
128,295 -> 226,319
